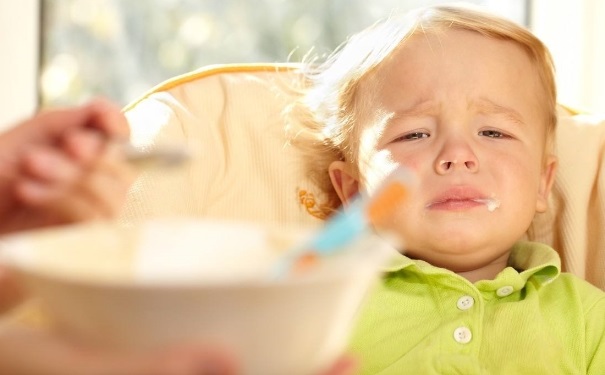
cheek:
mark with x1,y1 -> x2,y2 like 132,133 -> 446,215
509,147 -> 543,178
358,149 -> 399,194
387,148 -> 427,177
397,158 -> 423,174
495,153 -> 543,204
360,147 -> 428,193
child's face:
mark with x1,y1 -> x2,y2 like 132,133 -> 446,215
329,29 -> 557,272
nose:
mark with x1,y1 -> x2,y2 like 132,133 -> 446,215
434,136 -> 479,174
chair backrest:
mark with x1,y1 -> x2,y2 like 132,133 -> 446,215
122,63 -> 605,290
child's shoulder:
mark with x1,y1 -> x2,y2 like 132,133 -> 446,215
550,272 -> 605,311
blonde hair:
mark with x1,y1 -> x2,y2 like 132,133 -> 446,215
288,3 -> 557,214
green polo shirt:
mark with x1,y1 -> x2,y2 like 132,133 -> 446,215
349,241 -> 605,374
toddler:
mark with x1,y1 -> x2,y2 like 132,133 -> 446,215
291,4 -> 605,374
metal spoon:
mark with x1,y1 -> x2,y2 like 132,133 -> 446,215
120,142 -> 191,170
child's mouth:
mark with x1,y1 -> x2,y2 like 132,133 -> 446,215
426,198 -> 485,211
426,188 -> 501,212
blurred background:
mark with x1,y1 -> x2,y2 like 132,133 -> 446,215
1,0 -> 604,130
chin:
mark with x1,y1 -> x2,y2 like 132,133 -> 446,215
405,236 -> 495,264
405,248 -> 495,272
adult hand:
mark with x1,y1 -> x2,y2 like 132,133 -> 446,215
0,320 -> 356,375
319,356 -> 358,375
0,98 -> 134,235
0,325 -> 239,375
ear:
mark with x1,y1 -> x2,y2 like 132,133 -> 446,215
329,160 -> 360,206
535,155 -> 557,213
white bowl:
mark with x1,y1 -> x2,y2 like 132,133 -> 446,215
0,218 -> 392,375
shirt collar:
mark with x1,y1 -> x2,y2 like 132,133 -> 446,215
382,241 -> 561,289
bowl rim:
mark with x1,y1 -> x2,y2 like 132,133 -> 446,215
9,260 -> 381,291
0,218 -> 390,291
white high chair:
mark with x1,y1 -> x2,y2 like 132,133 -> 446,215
122,63 -> 605,291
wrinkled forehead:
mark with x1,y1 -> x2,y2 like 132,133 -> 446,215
350,29 -> 554,165
357,28 -> 551,128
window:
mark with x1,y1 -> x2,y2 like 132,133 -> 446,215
40,0 -> 529,107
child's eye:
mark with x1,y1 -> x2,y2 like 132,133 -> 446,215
478,130 -> 506,138
395,132 -> 430,141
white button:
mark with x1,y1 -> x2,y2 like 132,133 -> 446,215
496,286 -> 514,297
453,326 -> 472,344
456,295 -> 475,310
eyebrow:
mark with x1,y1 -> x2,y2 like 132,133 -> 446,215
474,98 -> 526,126
387,98 -> 526,126
390,100 -> 439,119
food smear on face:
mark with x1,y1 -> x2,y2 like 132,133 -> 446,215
473,197 -> 501,212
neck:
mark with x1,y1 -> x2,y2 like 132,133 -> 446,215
456,252 -> 510,283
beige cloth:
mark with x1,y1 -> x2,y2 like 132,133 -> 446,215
122,64 -> 605,290
122,65 -> 323,228
528,110 -> 605,289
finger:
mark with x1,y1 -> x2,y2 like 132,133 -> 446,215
72,145 -> 136,218
85,97 -> 130,140
18,103 -> 99,143
65,344 -> 239,375
11,98 -> 127,146
36,148 -> 134,221
143,345 -> 240,375
16,141 -> 134,222
61,129 -> 105,165
318,356 -> 359,375
18,174 -> 110,223
13,179 -> 52,205
18,146 -> 80,187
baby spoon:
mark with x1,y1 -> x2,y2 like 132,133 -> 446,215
271,167 -> 414,278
